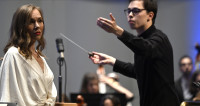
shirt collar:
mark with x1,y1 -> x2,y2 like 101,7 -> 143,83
139,25 -> 156,38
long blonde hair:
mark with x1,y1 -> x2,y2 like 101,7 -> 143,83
4,4 -> 45,59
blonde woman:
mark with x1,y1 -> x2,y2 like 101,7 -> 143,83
0,4 -> 57,106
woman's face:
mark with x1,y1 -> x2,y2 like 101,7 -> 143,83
27,9 -> 44,42
87,79 -> 99,94
104,99 -> 113,106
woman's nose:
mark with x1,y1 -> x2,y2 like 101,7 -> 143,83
34,22 -> 40,29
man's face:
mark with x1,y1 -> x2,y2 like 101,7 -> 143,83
180,57 -> 193,76
127,1 -> 151,30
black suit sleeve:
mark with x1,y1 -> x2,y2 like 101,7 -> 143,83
118,30 -> 163,58
113,59 -> 136,79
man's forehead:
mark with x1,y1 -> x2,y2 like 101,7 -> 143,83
128,0 -> 144,8
180,58 -> 192,65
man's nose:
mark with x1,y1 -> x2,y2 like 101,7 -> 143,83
129,12 -> 134,18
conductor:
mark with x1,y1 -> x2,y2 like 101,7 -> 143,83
89,0 -> 180,106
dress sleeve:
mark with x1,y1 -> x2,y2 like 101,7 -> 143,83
0,53 -> 12,101
45,82 -> 57,106
0,51 -> 22,103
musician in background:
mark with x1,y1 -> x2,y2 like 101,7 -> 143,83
0,4 -> 57,105
97,65 -> 134,106
100,95 -> 121,106
80,72 -> 99,94
80,69 -> 134,106
189,70 -> 200,101
175,55 -> 193,102
195,43 -> 200,70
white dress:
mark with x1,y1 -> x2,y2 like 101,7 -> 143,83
0,46 -> 57,106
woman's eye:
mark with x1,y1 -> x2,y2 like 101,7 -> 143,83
38,19 -> 43,23
30,19 -> 35,24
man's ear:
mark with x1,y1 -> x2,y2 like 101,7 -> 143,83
147,11 -> 154,22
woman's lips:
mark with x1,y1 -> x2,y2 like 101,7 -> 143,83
34,32 -> 41,35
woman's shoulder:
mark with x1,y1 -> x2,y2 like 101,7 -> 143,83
2,46 -> 20,61
6,46 -> 19,54
4,46 -> 20,58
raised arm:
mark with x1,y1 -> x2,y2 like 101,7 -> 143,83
97,13 -> 124,37
100,75 -> 134,100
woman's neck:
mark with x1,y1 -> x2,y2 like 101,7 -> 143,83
30,43 -> 36,53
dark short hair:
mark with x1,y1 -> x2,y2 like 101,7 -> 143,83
100,95 -> 121,106
179,55 -> 193,67
129,0 -> 157,24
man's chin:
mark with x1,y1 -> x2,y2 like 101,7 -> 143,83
129,24 -> 136,29
130,26 -> 136,30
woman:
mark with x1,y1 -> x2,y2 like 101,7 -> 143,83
0,4 -> 57,105
80,72 -> 99,94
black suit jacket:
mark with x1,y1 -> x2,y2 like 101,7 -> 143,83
175,78 -> 184,102
175,77 -> 193,102
113,25 -> 180,106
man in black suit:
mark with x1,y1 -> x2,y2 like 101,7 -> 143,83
175,55 -> 193,102
89,0 -> 180,106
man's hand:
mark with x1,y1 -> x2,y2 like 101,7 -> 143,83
97,13 -> 124,37
89,52 -> 116,66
